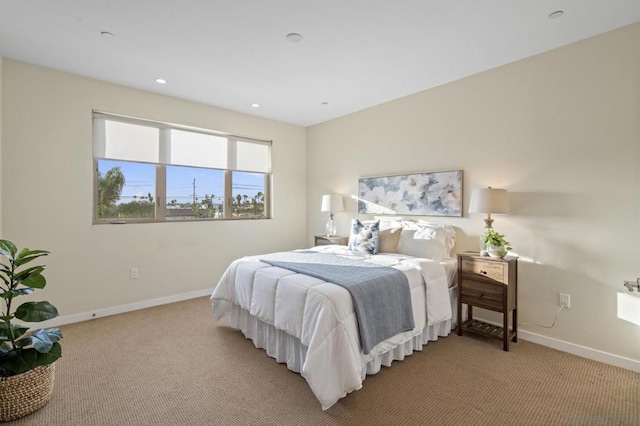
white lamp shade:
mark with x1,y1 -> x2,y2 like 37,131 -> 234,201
468,188 -> 510,214
321,194 -> 344,212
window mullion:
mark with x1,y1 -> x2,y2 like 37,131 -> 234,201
224,170 -> 232,219
264,173 -> 271,219
156,165 -> 166,221
156,128 -> 170,221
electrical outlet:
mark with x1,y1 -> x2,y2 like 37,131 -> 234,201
130,268 -> 139,279
559,293 -> 570,308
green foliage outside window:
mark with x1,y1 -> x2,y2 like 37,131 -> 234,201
231,191 -> 265,218
97,166 -> 154,219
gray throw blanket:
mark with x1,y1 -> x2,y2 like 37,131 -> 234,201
259,250 -> 414,354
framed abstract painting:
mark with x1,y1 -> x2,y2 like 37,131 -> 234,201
358,170 -> 462,217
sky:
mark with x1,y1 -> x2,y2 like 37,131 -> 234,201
98,160 -> 264,205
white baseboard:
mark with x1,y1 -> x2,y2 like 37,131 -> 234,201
518,329 -> 640,373
471,317 -> 639,373
39,288 -> 214,328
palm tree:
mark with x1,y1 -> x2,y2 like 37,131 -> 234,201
255,191 -> 265,217
235,194 -> 242,215
243,195 -> 250,215
201,194 -> 214,218
97,166 -> 125,218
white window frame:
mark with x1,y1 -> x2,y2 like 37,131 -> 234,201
92,111 -> 272,224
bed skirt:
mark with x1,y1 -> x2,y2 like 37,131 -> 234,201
216,286 -> 458,381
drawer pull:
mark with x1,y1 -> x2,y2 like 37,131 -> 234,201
479,293 -> 484,298
480,270 -> 487,275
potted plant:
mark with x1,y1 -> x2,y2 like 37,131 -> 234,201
0,239 -> 62,421
481,229 -> 512,258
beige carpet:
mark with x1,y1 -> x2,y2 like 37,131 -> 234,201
8,297 -> 639,425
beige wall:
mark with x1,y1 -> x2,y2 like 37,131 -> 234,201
1,60 -> 307,316
307,24 -> 640,362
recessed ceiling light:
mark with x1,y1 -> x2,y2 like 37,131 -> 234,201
548,10 -> 564,19
285,33 -> 303,43
251,103 -> 260,108
100,31 -> 114,37
155,78 -> 167,84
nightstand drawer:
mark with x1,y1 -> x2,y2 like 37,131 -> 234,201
460,279 -> 504,311
461,258 -> 505,283
314,235 -> 348,246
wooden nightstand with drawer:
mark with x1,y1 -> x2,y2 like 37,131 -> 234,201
457,252 -> 518,351
314,235 -> 348,246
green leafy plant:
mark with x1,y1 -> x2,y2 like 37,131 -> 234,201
0,240 -> 62,377
481,229 -> 512,250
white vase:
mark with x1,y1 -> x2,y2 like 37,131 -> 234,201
487,244 -> 507,258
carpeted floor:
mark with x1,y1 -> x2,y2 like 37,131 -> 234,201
8,297 -> 639,425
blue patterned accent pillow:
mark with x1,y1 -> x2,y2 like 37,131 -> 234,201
348,219 -> 381,254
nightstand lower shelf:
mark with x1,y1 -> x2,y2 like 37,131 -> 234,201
460,319 -> 516,343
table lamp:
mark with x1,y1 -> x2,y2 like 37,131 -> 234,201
321,194 -> 344,236
468,187 -> 509,255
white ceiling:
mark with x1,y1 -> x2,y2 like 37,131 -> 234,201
1,1 -> 639,127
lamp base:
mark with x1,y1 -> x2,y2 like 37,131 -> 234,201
325,218 -> 336,237
479,216 -> 494,256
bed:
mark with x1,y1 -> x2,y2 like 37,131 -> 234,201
210,219 -> 458,410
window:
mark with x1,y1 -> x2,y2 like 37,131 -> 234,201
166,166 -> 225,220
93,112 -> 271,223
97,160 -> 156,220
231,171 -> 267,218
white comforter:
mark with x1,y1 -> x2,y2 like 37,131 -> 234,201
210,245 -> 453,409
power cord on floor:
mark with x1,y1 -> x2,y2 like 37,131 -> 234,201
518,304 -> 566,329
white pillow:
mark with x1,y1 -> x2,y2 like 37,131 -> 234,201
407,220 -> 456,257
396,229 -> 447,260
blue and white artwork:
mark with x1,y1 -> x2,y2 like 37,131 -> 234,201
358,170 -> 462,217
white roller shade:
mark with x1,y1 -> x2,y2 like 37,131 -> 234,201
93,113 -> 271,173
235,140 -> 271,173
169,129 -> 228,169
94,118 -> 160,163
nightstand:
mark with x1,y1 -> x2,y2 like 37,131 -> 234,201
457,252 -> 518,351
314,235 -> 348,246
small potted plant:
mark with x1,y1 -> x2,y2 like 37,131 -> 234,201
481,229 -> 512,258
0,239 -> 62,421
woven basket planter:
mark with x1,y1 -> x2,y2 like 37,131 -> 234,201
0,363 -> 55,422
